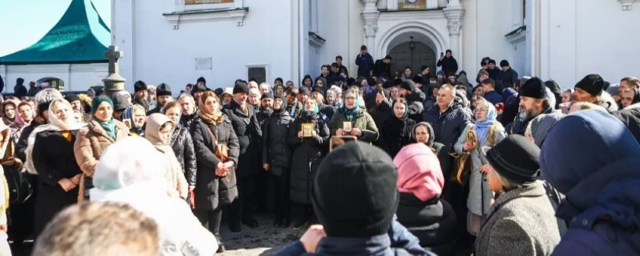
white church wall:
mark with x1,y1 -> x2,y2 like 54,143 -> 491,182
317,0 -> 365,79
0,63 -> 107,93
471,0 -> 517,77
122,0 -> 294,91
574,1 -> 640,84
461,0 -> 477,77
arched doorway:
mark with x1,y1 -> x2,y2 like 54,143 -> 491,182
37,77 -> 65,91
388,41 -> 436,78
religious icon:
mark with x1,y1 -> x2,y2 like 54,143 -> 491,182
123,119 -> 132,129
343,121 -> 352,133
302,123 -> 314,138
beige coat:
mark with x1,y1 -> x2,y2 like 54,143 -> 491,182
74,119 -> 130,177
145,114 -> 188,199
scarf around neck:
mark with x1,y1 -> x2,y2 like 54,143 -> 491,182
197,99 -> 223,125
342,104 -> 360,121
95,117 -> 117,140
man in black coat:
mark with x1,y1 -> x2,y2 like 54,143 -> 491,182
497,60 -> 519,88
373,55 -> 392,78
13,78 -> 27,98
222,82 -> 263,231
355,45 -> 374,77
436,50 -> 458,76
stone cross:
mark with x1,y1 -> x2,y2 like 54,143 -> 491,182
104,45 -> 124,74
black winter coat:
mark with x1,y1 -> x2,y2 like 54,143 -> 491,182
407,91 -> 426,123
222,100 -> 262,178
190,117 -> 240,211
497,68 -> 518,88
423,98 -> 471,175
288,113 -> 329,205
262,110 -> 293,176
437,57 -> 458,75
170,125 -> 197,187
396,193 -> 458,256
378,114 -> 415,158
256,107 -> 273,127
369,99 -> 392,129
32,130 -> 82,237
373,59 -> 392,78
16,122 -> 41,162
180,110 -> 198,129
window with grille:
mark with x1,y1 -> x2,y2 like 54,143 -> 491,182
248,67 -> 267,84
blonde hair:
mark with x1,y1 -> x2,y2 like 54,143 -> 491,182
132,104 -> 146,115
33,202 -> 160,256
493,169 -> 520,191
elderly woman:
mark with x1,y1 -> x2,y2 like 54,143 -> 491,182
394,143 -> 457,255
90,136 -> 218,255
144,114 -> 188,199
121,104 -> 146,136
475,135 -> 561,256
524,112 -> 565,147
190,91 -> 240,252
74,96 -> 130,201
27,99 -> 86,237
454,97 -> 507,235
248,88 -> 261,110
329,88 -> 379,143
163,101 -> 196,197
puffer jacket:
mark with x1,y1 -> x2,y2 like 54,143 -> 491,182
329,107 -> 379,143
288,112 -> 329,205
262,108 -> 293,177
170,125 -> 197,187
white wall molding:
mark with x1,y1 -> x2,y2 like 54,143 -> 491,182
164,8 -> 249,29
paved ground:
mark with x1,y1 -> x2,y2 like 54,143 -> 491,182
217,215 -> 305,256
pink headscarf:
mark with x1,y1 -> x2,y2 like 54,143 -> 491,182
393,143 -> 444,201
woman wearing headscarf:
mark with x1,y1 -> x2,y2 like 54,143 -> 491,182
412,122 -> 448,170
454,97 -> 507,236
475,135 -> 561,256
121,104 -> 146,136
144,114 -> 188,199
329,88 -> 379,143
274,83 -> 286,97
378,98 -> 415,158
90,137 -> 218,256
288,98 -> 329,229
26,99 -> 85,237
1,100 -> 19,127
74,96 -> 130,201
394,143 -> 457,255
163,101 -> 196,198
262,96 -> 293,228
190,91 -> 240,252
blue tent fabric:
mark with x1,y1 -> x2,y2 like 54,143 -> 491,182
0,0 -> 111,64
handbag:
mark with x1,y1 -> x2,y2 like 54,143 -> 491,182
451,128 -> 478,185
205,125 -> 229,163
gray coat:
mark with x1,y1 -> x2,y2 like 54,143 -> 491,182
474,181 -> 561,256
454,123 -> 507,215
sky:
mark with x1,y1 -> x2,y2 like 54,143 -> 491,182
0,0 -> 111,56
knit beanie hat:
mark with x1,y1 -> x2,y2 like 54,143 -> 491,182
400,80 -> 416,92
394,143 -> 444,201
261,92 -> 274,100
156,83 -> 172,97
134,81 -> 148,93
91,96 -> 114,115
233,83 -> 249,95
574,74 -> 605,97
112,92 -> 131,112
35,88 -> 64,117
197,77 -> 206,84
519,77 -> 547,99
64,94 -> 80,103
313,141 -> 399,237
500,60 -> 510,67
486,134 -> 540,185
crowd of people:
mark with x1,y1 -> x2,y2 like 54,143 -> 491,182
0,45 -> 637,256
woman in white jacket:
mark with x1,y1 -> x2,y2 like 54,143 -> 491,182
90,136 -> 218,256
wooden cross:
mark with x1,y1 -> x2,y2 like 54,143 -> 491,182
104,45 -> 124,74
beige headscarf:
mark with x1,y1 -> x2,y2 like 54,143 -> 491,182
197,91 -> 224,125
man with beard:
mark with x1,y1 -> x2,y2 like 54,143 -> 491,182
399,80 -> 426,123
508,77 -> 553,135
132,81 -> 150,111
147,83 -> 173,115
223,83 -> 262,232
285,87 -> 303,118
255,92 -> 273,213
257,93 -> 273,126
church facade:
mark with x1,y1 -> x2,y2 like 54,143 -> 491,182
3,0 -> 638,94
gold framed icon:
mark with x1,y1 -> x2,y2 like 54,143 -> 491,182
343,121 -> 352,133
302,123 -> 314,138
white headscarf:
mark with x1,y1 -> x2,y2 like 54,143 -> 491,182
24,99 -> 85,174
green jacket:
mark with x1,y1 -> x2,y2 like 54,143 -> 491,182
329,108 -> 379,143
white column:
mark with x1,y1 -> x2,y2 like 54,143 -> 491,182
444,3 -> 464,72
113,0 -> 135,90
360,0 -> 380,55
